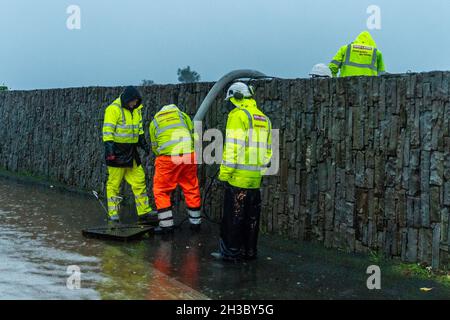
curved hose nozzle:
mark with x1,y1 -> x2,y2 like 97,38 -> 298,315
193,69 -> 269,122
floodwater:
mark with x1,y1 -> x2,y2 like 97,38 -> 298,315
0,177 -> 208,300
1,176 -> 450,300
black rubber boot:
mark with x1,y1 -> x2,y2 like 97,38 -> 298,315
210,252 -> 241,263
190,224 -> 201,233
137,212 -> 159,226
153,226 -> 174,235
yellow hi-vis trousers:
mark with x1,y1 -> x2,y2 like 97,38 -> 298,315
106,161 -> 152,217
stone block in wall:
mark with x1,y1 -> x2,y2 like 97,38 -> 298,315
430,186 -> 442,223
367,219 -> 376,248
345,173 -> 355,203
331,117 -> 343,143
430,151 -> 444,186
306,170 -> 319,205
298,209 -> 307,241
317,162 -> 328,193
410,104 -> 421,148
408,168 -> 420,197
324,191 -> 334,231
344,201 -> 355,228
423,82 -> 432,111
386,78 -> 398,115
403,129 -> 411,167
384,188 -> 396,221
384,219 -> 399,257
374,154 -> 385,196
287,168 -> 296,192
441,207 -> 449,245
444,103 -> 450,137
407,196 -> 421,228
352,107 -> 364,150
444,152 -> 450,182
396,190 -> 407,228
377,231 -> 385,253
418,228 -> 432,264
355,189 -> 368,230
406,228 -> 419,262
374,197 -> 384,232
431,101 -> 445,151
444,182 -> 450,206
293,188 -> 301,221
388,116 -> 399,156
384,157 -> 396,187
345,228 -> 356,253
400,228 -> 408,261
420,111 -> 433,152
432,223 -> 441,269
354,152 -> 365,188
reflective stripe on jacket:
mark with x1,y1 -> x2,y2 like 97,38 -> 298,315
149,104 -> 194,156
218,98 -> 272,189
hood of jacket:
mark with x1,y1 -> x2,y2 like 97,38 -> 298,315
353,31 -> 377,48
120,86 -> 143,111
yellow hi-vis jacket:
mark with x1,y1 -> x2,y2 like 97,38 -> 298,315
149,104 -> 195,156
219,98 -> 273,189
329,31 -> 386,77
103,98 -> 144,144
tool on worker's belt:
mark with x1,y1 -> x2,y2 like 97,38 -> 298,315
82,191 -> 153,241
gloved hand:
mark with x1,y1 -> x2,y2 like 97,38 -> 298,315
104,141 -> 116,162
138,135 -> 151,155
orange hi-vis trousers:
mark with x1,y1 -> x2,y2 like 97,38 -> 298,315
153,153 -> 201,211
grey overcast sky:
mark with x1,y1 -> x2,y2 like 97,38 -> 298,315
1,0 -> 449,90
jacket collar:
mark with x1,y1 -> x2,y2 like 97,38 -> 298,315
230,97 -> 257,110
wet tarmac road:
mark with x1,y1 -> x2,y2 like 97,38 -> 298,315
1,176 -> 450,300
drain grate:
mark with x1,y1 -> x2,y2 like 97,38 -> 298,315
82,224 -> 154,241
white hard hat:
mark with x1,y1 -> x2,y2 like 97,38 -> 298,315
309,63 -> 332,78
225,82 -> 254,100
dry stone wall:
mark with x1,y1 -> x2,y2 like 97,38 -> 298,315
0,71 -> 449,267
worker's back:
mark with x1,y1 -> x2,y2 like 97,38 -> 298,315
329,31 -> 385,77
149,104 -> 194,156
219,97 -> 272,189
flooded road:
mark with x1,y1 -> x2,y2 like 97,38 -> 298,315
0,177 -> 208,300
1,176 -> 450,300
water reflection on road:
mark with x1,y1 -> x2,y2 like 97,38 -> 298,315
0,178 -> 208,300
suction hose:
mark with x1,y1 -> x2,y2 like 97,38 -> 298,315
193,69 -> 267,122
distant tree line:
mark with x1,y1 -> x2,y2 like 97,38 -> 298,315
177,66 -> 200,83
141,65 -> 201,86
141,79 -> 155,86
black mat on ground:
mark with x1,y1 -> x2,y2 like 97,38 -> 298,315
82,224 -> 154,241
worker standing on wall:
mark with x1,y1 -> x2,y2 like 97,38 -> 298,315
102,86 -> 157,224
211,82 -> 272,261
329,31 -> 386,77
150,104 -> 201,234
